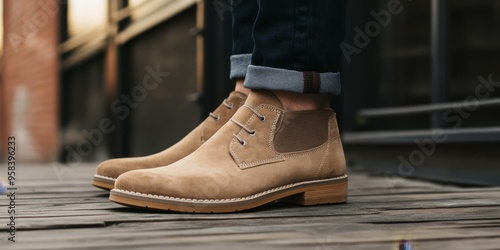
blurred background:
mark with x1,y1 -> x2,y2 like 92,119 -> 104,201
0,0 -> 499,185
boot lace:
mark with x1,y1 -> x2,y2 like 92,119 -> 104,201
209,99 -> 234,120
230,105 -> 266,146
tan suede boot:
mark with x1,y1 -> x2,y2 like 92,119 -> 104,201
110,90 -> 347,213
91,91 -> 247,190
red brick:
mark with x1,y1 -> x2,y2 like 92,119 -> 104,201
1,0 -> 60,162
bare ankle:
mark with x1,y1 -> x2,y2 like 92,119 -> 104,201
271,90 -> 330,111
235,79 -> 251,95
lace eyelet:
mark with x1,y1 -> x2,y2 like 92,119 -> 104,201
223,99 -> 234,109
260,115 -> 266,121
209,112 -> 221,121
240,140 -> 247,146
249,130 -> 256,136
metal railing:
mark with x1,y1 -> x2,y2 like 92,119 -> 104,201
357,97 -> 500,124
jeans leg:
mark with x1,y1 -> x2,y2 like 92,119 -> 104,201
230,0 -> 258,80
244,0 -> 347,94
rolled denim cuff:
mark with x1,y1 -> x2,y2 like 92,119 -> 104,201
243,65 -> 341,94
230,54 -> 252,80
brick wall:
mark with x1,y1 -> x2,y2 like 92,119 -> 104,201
1,0 -> 60,162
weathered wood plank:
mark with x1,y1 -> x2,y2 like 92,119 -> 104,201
5,219 -> 500,249
1,163 -> 499,249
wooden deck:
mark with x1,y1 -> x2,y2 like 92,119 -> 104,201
1,163 -> 500,249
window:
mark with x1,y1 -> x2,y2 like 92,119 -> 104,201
67,0 -> 108,37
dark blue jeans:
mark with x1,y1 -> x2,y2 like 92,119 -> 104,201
230,0 -> 347,94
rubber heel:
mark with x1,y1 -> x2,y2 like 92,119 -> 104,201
282,178 -> 347,206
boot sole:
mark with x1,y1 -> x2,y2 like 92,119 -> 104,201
92,175 -> 116,191
109,175 -> 347,213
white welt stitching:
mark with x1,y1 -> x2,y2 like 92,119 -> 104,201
95,174 -> 117,181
